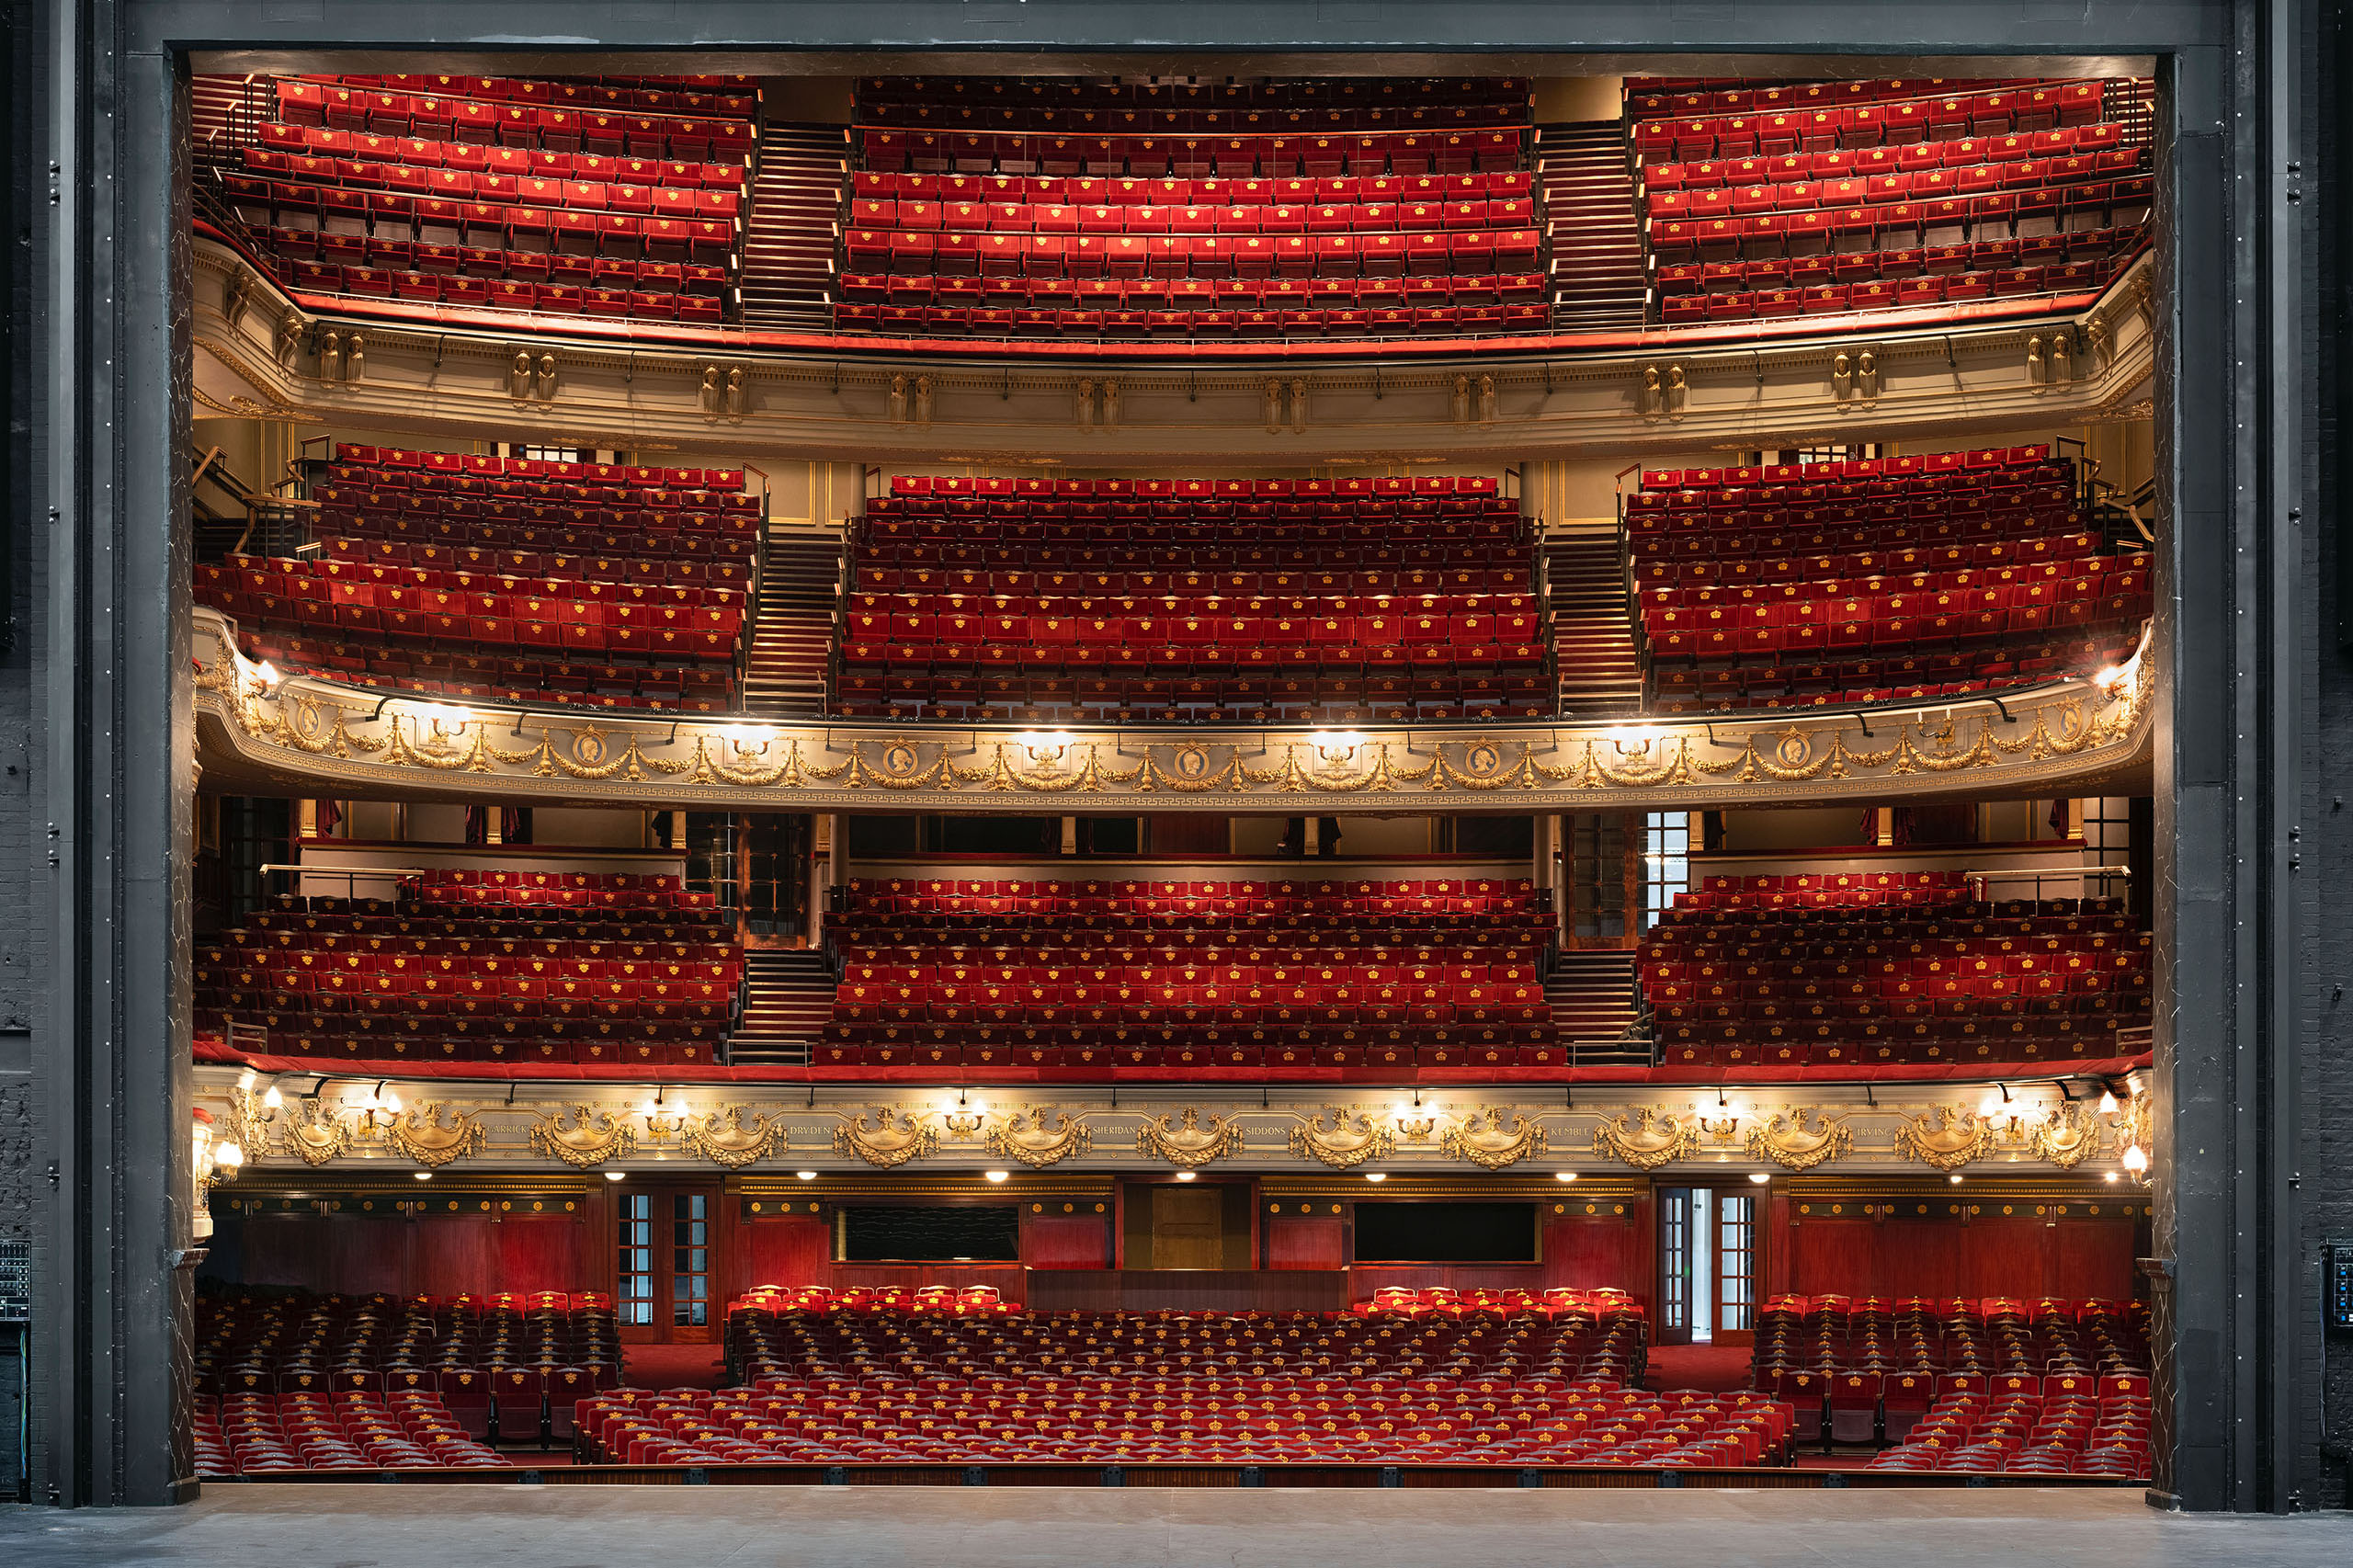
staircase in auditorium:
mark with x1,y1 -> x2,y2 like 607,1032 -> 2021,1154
1544,530 -> 1644,717
741,527 -> 843,718
724,950 -> 835,1065
1536,122 -> 1651,330
1544,949 -> 1648,1064
741,122 -> 847,329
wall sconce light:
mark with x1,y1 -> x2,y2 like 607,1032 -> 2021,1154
1313,731 -> 1365,767
409,702 -> 472,741
943,1093 -> 988,1139
247,660 -> 284,699
729,725 -> 777,756
1393,1091 -> 1438,1142
641,1087 -> 686,1142
1607,726 -> 1660,756
1013,732 -> 1074,766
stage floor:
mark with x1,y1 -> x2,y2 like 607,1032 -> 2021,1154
3,1485 -> 2347,1568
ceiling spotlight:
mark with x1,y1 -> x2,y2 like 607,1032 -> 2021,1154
1948,1174 -> 1965,1186
1175,1170 -> 1198,1182
604,1171 -> 626,1181
2104,1171 -> 2120,1184
1747,1172 -> 1770,1185
983,1170 -> 1010,1184
1363,1172 -> 1387,1183
412,1172 -> 432,1182
1553,1171 -> 1578,1183
796,1170 -> 818,1182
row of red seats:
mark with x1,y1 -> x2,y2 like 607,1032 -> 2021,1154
832,668 -> 1549,725
855,168 -> 1532,207
1643,186 -> 2149,260
277,71 -> 758,122
1641,576 -> 2144,665
1642,642 -> 2142,714
275,77 -> 756,161
1646,122 -> 2133,191
313,535 -> 753,585
1646,142 -> 2143,214
212,551 -> 748,608
231,634 -> 737,714
235,147 -> 744,218
855,127 -> 1527,178
244,227 -> 732,308
1628,75 -> 2071,119
846,225 -> 1541,277
892,472 -> 1500,500
198,1391 -> 508,1474
839,273 -> 1546,312
270,261 -> 730,323
194,565 -> 744,661
837,875 -> 1547,920
1356,1287 -> 1639,1318
1630,80 -> 2115,159
1656,1031 -> 2137,1071
1864,1386 -> 2148,1476
1663,258 -> 2127,323
412,868 -> 717,904
853,196 -> 1537,237
1657,226 -> 2135,294
835,301 -> 1550,338
859,74 -> 1524,114
257,121 -> 747,190
245,893 -> 726,931
1641,448 -> 2050,489
326,444 -> 747,491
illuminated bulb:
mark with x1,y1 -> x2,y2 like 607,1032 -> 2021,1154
254,660 -> 280,688
1747,1172 -> 1769,1185
2103,1171 -> 2120,1184
412,1172 -> 433,1182
1175,1170 -> 1197,1182
1949,1174 -> 1965,1186
734,725 -> 777,746
1553,1171 -> 1578,1183
1363,1172 -> 1387,1184
641,1098 -> 664,1119
2121,1144 -> 2149,1175
983,1170 -> 1010,1184
1608,725 -> 1660,749
604,1171 -> 626,1182
1313,730 -> 1365,757
796,1171 -> 818,1182
379,1090 -> 403,1117
2092,665 -> 2130,690
261,1085 -> 284,1110
1013,731 -> 1074,760
2097,1090 -> 2120,1116
214,1142 -> 244,1171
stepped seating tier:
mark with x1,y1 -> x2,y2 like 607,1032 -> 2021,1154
1643,875 -> 2151,1072
822,875 -> 1566,1075
842,77 -> 1545,338
197,1283 -> 621,1474
1625,445 -> 2152,710
206,72 -> 756,324
1748,1291 -> 2150,1477
1623,76 -> 2154,326
572,1286 -> 1787,1470
194,443 -> 758,713
838,473 -> 1547,724
194,873 -> 743,1072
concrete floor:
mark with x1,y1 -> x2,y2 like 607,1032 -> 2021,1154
1,1486 -> 2348,1568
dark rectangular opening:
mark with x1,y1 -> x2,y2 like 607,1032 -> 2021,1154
841,1205 -> 1020,1262
1352,1201 -> 1539,1263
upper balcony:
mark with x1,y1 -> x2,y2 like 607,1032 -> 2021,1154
189,67 -> 2158,462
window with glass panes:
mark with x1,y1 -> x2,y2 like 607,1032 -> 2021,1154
1642,812 -> 1690,931
618,1193 -> 654,1326
672,1193 -> 710,1327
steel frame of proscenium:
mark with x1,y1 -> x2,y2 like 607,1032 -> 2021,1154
9,0 -> 2313,1514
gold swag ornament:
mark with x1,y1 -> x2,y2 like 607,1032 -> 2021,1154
1744,1108 -> 1853,1172
1289,1108 -> 1397,1170
382,1103 -> 487,1169
528,1106 -> 639,1169
1443,1108 -> 1549,1170
2029,1100 -> 2103,1170
278,1097 -> 355,1167
986,1108 -> 1093,1169
681,1106 -> 789,1170
1136,1108 -> 1245,1170
1589,1108 -> 1698,1171
833,1108 -> 939,1169
1893,1107 -> 1996,1172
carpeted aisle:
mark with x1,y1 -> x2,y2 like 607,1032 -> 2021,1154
623,1343 -> 729,1390
1643,1343 -> 1755,1392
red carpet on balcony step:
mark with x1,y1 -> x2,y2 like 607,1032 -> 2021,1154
1643,1343 -> 1755,1393
625,1344 -> 729,1390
